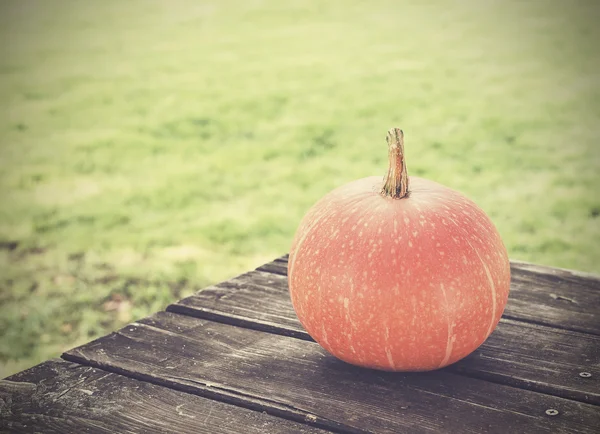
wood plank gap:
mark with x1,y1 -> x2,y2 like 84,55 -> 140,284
253,262 -> 600,336
59,352 -> 365,434
256,263 -> 288,276
500,314 -> 600,337
166,303 -> 599,406
166,304 -> 314,341
452,365 -> 600,406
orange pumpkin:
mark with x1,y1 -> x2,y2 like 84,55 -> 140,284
288,128 -> 510,371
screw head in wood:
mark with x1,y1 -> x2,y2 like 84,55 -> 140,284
545,409 -> 559,416
579,372 -> 592,378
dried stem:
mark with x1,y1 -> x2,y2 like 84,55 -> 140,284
381,128 -> 409,199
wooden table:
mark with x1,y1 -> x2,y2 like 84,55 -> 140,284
2,255 -> 599,433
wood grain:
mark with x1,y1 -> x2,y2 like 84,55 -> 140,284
168,267 -> 600,405
63,312 -> 600,434
506,261 -> 600,334
0,360 -> 328,434
1,359 -> 332,434
257,256 -> 600,335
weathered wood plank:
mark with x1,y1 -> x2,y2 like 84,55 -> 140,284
168,269 -> 600,405
171,271 -> 307,339
506,261 -> 600,334
257,256 -> 600,335
0,359 -> 332,434
63,312 -> 600,434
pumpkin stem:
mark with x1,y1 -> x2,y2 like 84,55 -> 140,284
381,128 -> 410,199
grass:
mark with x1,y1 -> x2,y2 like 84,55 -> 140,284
1,0 -> 599,377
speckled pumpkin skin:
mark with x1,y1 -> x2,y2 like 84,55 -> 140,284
288,176 -> 510,371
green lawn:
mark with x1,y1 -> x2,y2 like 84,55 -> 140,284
1,0 -> 599,377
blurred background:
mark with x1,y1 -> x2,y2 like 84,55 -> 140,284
1,0 -> 598,377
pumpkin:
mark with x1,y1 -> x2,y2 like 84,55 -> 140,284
288,128 -> 510,371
